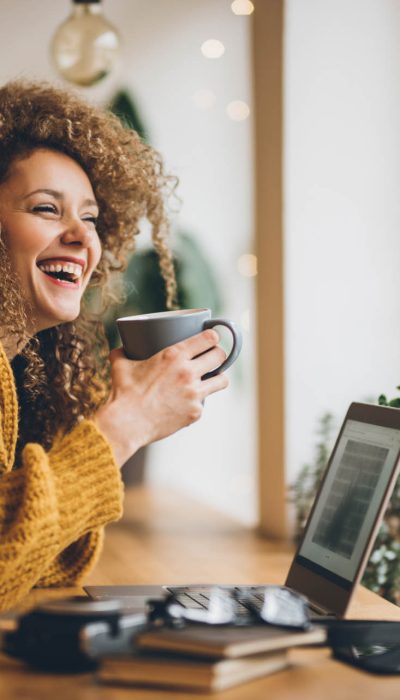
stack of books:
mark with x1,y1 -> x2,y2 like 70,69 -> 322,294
97,623 -> 326,692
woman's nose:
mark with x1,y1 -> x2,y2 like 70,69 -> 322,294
60,219 -> 93,247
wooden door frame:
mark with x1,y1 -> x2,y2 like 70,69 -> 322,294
253,0 -> 286,538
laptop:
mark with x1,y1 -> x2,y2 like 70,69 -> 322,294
85,402 -> 400,620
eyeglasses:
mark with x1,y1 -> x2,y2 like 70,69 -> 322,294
147,586 -> 311,630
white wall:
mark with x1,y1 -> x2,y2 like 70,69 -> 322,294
0,0 -> 256,523
285,0 -> 400,484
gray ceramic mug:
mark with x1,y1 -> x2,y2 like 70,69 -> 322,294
117,308 -> 242,379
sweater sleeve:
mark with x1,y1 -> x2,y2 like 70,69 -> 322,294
0,419 -> 123,612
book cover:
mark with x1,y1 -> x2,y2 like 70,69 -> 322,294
98,649 -> 289,691
136,623 -> 326,659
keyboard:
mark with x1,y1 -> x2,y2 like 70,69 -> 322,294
167,585 -> 336,622
167,585 -> 305,624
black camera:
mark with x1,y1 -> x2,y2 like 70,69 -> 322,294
2,597 -> 147,672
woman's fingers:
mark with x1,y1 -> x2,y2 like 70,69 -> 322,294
177,329 -> 220,359
192,345 -> 227,377
109,329 -> 219,369
108,332 -> 227,389
201,371 -> 229,398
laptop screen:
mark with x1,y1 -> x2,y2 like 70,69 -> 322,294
298,419 -> 400,583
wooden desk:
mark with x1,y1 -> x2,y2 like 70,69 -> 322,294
1,486 -> 400,699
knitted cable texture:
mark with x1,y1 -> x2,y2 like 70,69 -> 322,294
0,343 -> 124,612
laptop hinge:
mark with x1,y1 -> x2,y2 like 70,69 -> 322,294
307,599 -> 337,617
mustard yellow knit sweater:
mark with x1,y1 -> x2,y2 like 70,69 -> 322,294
0,343 -> 124,612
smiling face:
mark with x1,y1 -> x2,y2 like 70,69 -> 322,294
0,148 -> 102,334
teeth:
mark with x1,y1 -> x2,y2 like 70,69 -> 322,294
37,261 -> 83,280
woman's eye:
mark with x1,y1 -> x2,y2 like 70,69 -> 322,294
83,215 -> 98,226
32,204 -> 57,214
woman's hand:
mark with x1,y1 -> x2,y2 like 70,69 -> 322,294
94,329 -> 229,467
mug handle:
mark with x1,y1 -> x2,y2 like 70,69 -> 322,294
202,318 -> 243,379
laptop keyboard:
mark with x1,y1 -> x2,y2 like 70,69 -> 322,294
167,585 -> 297,623
167,585 -> 335,621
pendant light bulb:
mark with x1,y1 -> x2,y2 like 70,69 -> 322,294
51,0 -> 120,87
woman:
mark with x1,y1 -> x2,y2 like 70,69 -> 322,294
0,81 -> 228,612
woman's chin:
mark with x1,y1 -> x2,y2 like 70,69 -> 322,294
36,306 -> 81,331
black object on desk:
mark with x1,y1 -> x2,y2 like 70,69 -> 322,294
2,597 -> 146,672
327,620 -> 400,674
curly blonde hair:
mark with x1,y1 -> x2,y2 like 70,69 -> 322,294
0,80 -> 177,458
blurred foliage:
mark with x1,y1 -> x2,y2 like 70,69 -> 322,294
378,388 -> 400,410
288,413 -> 336,544
289,395 -> 400,606
366,389 -> 400,604
109,90 -> 147,141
